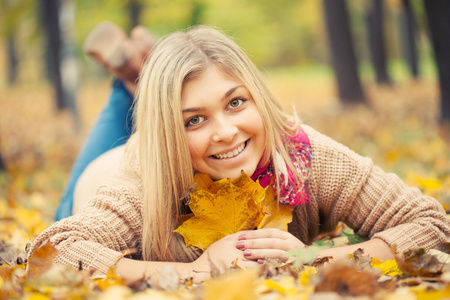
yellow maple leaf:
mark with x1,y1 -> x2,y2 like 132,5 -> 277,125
175,172 -> 266,252
257,186 -> 294,231
175,171 -> 294,252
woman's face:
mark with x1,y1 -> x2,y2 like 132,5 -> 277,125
181,67 -> 266,180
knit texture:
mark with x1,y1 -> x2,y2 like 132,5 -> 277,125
28,125 -> 450,276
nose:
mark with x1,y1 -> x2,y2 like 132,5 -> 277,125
212,117 -> 238,143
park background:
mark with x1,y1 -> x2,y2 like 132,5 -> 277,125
0,0 -> 449,297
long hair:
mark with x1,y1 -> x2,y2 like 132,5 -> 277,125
134,26 -> 300,262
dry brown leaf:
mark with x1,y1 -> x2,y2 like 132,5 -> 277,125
315,262 -> 380,297
26,242 -> 59,279
394,246 -> 446,277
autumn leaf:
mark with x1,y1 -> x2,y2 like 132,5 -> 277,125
95,267 -> 124,290
394,245 -> 445,277
202,268 -> 257,300
174,171 -> 266,252
371,258 -> 403,277
26,243 -> 59,279
257,186 -> 294,231
315,263 -> 381,297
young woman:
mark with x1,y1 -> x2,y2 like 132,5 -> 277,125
30,25 -> 450,285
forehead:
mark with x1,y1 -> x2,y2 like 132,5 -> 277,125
181,67 -> 245,107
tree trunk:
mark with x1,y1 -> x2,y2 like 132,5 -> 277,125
323,0 -> 366,104
59,0 -> 79,123
367,0 -> 391,85
6,35 -> 18,85
0,153 -> 5,172
128,0 -> 143,30
190,1 -> 203,26
39,0 -> 65,110
423,0 -> 450,122
399,0 -> 419,78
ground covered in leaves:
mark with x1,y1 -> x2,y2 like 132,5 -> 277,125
1,73 -> 450,299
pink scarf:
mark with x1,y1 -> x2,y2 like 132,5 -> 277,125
251,127 -> 312,205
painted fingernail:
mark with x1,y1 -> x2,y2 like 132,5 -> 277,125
257,259 -> 265,264
244,250 -> 252,256
238,234 -> 246,240
236,241 -> 245,249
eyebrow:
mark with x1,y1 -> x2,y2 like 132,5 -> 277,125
182,85 -> 244,113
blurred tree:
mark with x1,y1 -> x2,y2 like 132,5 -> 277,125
399,0 -> 418,78
367,0 -> 391,85
39,0 -> 65,110
423,0 -> 450,122
6,35 -> 18,85
39,0 -> 78,119
0,152 -> 5,172
323,0 -> 366,104
128,0 -> 143,29
0,0 -> 35,85
190,0 -> 204,26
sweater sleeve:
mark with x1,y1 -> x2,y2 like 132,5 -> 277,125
303,125 -> 450,254
27,148 -> 144,278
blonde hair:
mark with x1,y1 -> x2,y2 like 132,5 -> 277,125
134,26 -> 300,262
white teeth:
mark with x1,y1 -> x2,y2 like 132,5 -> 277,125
213,142 -> 246,159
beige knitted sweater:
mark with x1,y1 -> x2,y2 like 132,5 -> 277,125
29,125 -> 450,276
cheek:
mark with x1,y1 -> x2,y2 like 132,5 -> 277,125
186,133 -> 204,166
245,108 -> 265,135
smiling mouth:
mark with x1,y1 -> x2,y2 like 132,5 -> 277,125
212,140 -> 248,159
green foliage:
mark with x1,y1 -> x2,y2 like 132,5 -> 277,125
342,228 -> 368,245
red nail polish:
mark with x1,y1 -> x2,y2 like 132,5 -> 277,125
244,250 -> 251,256
257,259 -> 265,264
238,234 -> 246,240
236,241 -> 245,249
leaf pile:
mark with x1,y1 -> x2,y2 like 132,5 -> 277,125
2,243 -> 450,299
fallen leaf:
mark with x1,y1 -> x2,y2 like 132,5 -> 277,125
436,242 -> 450,254
394,246 -> 445,277
350,248 -> 372,269
95,267 -> 124,290
299,266 -> 317,286
26,243 -> 59,279
315,262 -> 381,297
371,258 -> 404,277
342,228 -> 367,245
202,268 -> 257,300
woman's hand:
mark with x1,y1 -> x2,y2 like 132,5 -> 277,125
235,228 -> 305,263
191,232 -> 260,281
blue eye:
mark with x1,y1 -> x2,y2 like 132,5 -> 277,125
229,98 -> 243,108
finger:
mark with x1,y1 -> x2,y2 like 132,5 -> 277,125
236,259 -> 259,269
243,249 -> 290,263
237,238 -> 291,251
238,228 -> 289,240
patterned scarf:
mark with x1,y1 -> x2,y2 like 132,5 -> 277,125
251,126 -> 312,205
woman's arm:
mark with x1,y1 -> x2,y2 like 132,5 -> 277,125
115,232 -> 259,285
233,228 -> 393,263
236,126 -> 449,263
304,125 -> 450,253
